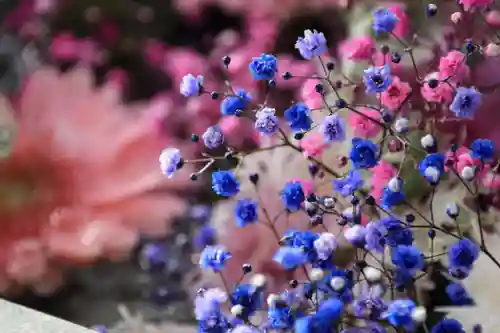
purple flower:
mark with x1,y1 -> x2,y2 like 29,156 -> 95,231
180,74 -> 203,97
194,288 -> 227,320
274,247 -> 308,270
221,89 -> 251,116
380,217 -> 413,246
140,243 -> 167,271
202,125 -> 224,149
295,29 -> 328,60
255,107 -> 279,136
333,170 -> 364,197
91,325 -> 108,333
349,138 -> 379,169
249,53 -> 278,80
321,114 -> 346,142
352,296 -> 387,320
344,225 -> 366,245
212,171 -> 240,197
234,199 -> 258,227
199,245 -> 232,272
194,224 -> 216,249
284,103 -> 312,132
159,148 -> 182,178
313,232 -> 338,260
446,282 -> 473,305
372,8 -> 399,34
364,221 -> 386,253
471,138 -> 494,160
363,65 -> 392,93
391,245 -> 425,274
450,87 -> 481,118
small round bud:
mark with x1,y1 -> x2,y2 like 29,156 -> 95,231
326,62 -> 335,71
424,167 -> 440,183
330,276 -> 346,291
394,117 -> 409,133
421,134 -> 436,149
405,214 -> 415,223
282,72 -> 292,80
461,166 -> 475,181
250,274 -> 267,288
411,306 -> 427,322
231,305 -> 245,316
323,196 -> 336,208
190,173 -> 198,181
211,92 -> 219,100
380,44 -> 390,54
289,279 -> 298,288
337,156 -> 348,167
242,263 -> 252,274
222,55 -> 231,66
335,99 -> 347,108
426,4 -> 438,17
427,78 -> 439,89
294,132 -> 304,140
427,229 -> 436,238
363,267 -> 382,282
268,79 -> 276,88
365,196 -> 376,206
249,172 -> 259,185
308,163 -> 319,177
446,202 -> 460,218
388,177 -> 403,192
191,134 -> 199,142
391,52 -> 402,64
315,83 -> 324,93
310,268 -> 324,281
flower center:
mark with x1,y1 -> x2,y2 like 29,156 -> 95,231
372,75 -> 384,86
461,95 -> 471,108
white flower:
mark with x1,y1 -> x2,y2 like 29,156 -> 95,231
387,177 -> 403,192
394,117 -> 409,133
424,166 -> 440,183
420,134 -> 435,149
461,166 -> 475,181
363,267 -> 382,282
330,276 -> 346,291
313,233 -> 338,260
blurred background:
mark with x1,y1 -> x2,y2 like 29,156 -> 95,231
2,0 -> 500,332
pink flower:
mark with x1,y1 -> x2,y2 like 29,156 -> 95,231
299,132 -> 328,158
290,178 -> 314,195
370,161 -> 397,201
301,80 -> 323,109
388,4 -> 410,38
445,146 -> 488,177
421,72 -> 454,104
380,76 -> 411,110
485,10 -> 500,27
458,0 -> 493,11
218,117 -> 260,149
439,50 -> 470,83
338,37 -> 375,62
0,67 -> 196,293
348,107 -> 382,138
50,33 -> 103,66
162,48 -> 209,85
275,56 -> 314,89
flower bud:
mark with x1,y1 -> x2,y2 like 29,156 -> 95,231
461,166 -> 475,181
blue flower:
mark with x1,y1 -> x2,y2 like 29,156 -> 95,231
231,284 -> 264,315
180,74 -> 203,97
380,217 -> 413,246
448,239 -> 479,271
385,299 -> 415,328
333,170 -> 364,197
159,148 -> 182,178
280,181 -> 305,211
273,247 -> 308,270
202,125 -> 224,149
349,138 -> 379,169
381,187 -> 405,208
255,107 -> 279,136
91,325 -> 108,333
194,225 -> 216,249
199,245 -> 231,272
295,299 -> 344,333
372,8 -> 399,34
471,138 -> 494,160
352,296 -> 387,321
450,87 -> 481,118
321,114 -> 346,142
294,29 -> 328,60
234,199 -> 258,227
198,312 -> 228,333
364,221 -> 386,253
212,171 -> 240,197
316,298 -> 344,323
284,103 -> 312,132
249,53 -> 278,81
419,153 -> 446,184
363,65 -> 392,94
268,307 -> 294,329
221,89 -> 251,116
430,319 -> 465,333
391,245 -> 424,274
446,283 -> 473,305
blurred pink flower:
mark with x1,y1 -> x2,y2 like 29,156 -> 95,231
388,4 -> 410,38
0,67 -> 196,293
339,37 -> 376,62
421,72 -> 454,104
299,132 -> 328,158
438,50 -> 470,83
275,56 -> 314,89
162,48 -> 209,86
50,33 -> 104,66
218,117 -> 260,149
380,76 -> 411,110
458,0 -> 493,12
348,107 -> 382,138
301,80 -> 323,109
370,161 -> 397,201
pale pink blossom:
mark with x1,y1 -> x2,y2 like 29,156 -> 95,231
388,4 -> 410,38
218,117 -> 260,149
451,12 -> 463,24
370,161 -> 397,201
348,107 -> 382,138
50,33 -> 103,66
290,178 -> 314,195
485,10 -> 500,27
439,50 -> 470,82
338,37 -> 376,62
301,80 -> 323,109
380,76 -> 411,110
299,132 -> 328,158
421,72 -> 454,104
162,48 -> 209,86
458,0 -> 493,12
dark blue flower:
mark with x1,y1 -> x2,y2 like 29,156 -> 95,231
194,224 -> 216,249
280,181 -> 305,211
381,187 -> 405,208
234,199 -> 258,227
221,89 -> 251,116
273,247 -> 308,270
316,298 -> 344,323
391,245 -> 424,274
231,284 -> 264,314
212,171 -> 240,197
363,65 -> 393,94
380,217 -> 413,247
321,114 -> 346,142
418,153 -> 446,184
446,283 -> 473,305
284,103 -> 312,132
349,138 -> 379,169
386,299 -> 415,328
393,268 -> 413,288
268,307 -> 295,329
249,53 -> 278,81
430,319 -> 465,333
450,87 -> 481,118
333,170 -> 364,197
199,245 -> 231,272
448,239 -> 479,271
372,8 -> 399,34
471,138 -> 494,161
295,29 -> 328,60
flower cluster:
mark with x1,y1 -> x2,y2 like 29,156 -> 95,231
162,3 -> 500,333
